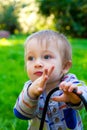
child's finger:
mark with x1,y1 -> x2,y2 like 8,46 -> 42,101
59,81 -> 72,91
42,69 -> 49,80
42,66 -> 54,82
40,69 -> 49,87
39,66 -> 54,89
48,66 -> 54,77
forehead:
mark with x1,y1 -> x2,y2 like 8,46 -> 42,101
25,35 -> 59,52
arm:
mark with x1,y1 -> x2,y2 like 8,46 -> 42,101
14,66 -> 54,120
52,73 -> 87,110
13,81 -> 39,120
65,74 -> 87,109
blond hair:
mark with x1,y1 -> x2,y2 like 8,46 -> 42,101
24,30 -> 72,64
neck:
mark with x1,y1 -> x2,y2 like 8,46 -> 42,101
45,80 -> 60,94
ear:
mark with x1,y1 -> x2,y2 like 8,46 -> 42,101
62,60 -> 72,74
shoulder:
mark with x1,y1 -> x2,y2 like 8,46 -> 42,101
62,73 -> 86,87
62,73 -> 78,82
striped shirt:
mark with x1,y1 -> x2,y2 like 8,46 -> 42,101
14,73 -> 87,130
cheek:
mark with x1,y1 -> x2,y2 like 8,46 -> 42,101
26,68 -> 31,78
26,64 -> 32,77
53,63 -> 62,76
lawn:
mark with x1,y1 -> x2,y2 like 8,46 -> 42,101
0,35 -> 87,130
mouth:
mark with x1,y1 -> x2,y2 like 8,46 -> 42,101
34,71 -> 43,76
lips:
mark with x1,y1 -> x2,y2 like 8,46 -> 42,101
34,71 -> 43,76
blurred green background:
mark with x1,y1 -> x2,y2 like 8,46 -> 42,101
0,0 -> 87,37
0,0 -> 87,130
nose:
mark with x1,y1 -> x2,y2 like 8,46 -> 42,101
34,59 -> 43,68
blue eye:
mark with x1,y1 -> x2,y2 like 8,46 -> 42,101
28,56 -> 34,61
44,55 -> 51,59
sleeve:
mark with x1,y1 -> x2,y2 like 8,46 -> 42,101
13,80 -> 39,120
63,73 -> 87,110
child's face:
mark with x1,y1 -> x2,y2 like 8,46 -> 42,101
25,38 -> 63,83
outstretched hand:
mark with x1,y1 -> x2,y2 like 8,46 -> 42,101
52,81 -> 82,104
28,66 -> 54,99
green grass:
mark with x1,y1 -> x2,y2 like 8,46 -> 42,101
0,35 -> 87,130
